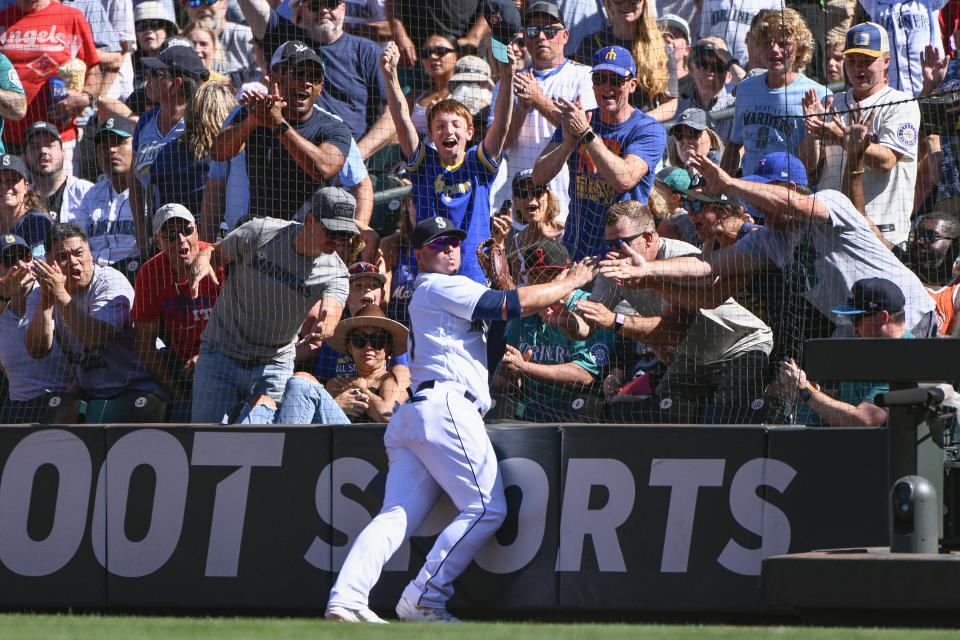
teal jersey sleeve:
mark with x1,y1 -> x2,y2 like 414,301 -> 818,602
0,54 -> 25,95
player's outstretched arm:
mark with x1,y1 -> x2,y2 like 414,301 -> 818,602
508,258 -> 597,319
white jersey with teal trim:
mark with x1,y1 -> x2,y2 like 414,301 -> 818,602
407,271 -> 491,412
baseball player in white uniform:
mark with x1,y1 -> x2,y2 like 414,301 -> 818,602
324,216 -> 596,623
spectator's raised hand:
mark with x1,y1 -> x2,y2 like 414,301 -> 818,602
0,261 -> 34,300
190,249 -> 219,298
32,259 -> 69,306
921,43 -> 949,95
802,88 -> 838,142
687,150 -> 734,195
499,344 -> 531,376
513,70 -> 544,109
395,34 -> 417,69
839,108 -> 876,161
555,95 -> 592,142
490,209 -> 512,246
767,357 -> 808,402
242,82 -> 286,128
380,42 -> 401,78
566,255 -> 598,289
574,298 -> 616,330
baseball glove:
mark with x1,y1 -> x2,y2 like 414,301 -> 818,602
477,238 -> 516,290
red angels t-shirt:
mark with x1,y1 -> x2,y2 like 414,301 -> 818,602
0,2 -> 101,144
132,241 -> 225,365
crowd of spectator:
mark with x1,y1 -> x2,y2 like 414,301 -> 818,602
0,0 -> 956,427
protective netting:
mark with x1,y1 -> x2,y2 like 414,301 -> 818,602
0,1 -> 954,426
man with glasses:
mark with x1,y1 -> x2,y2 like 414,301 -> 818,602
576,199 -> 773,424
534,45 -> 666,261
237,0 -> 393,159
678,40 -> 738,144
25,223 -> 164,408
490,1 -> 595,221
0,233 -> 71,423
133,204 -> 224,410
903,207 -> 960,336
326,215 -> 596,623
182,0 -> 261,85
768,278 -> 914,427
188,186 -> 350,423
211,40 -> 353,222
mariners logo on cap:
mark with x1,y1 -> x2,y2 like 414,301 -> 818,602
105,118 -> 115,128
681,111 -> 690,120
605,49 -> 617,60
435,217 -> 447,228
1,157 -> 9,167
853,32 -> 870,46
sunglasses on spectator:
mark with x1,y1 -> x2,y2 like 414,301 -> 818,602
606,232 -> 644,252
426,236 -> 460,251
136,20 -> 169,31
302,0 -> 342,11
1,248 -> 30,268
326,229 -> 354,244
694,57 -> 726,74
161,225 -> 195,242
524,25 -> 562,39
422,46 -> 456,58
673,126 -> 702,141
276,65 -> 323,83
592,72 -> 629,87
911,229 -> 956,244
186,0 -> 218,7
348,330 -> 391,350
513,183 -> 546,199
149,68 -> 176,79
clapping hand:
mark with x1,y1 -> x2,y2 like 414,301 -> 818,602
240,80 -> 285,128
838,108 -> 876,161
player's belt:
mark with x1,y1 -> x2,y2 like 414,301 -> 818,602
411,379 -> 479,405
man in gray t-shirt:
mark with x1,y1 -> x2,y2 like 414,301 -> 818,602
602,152 -> 937,339
189,187 -> 351,423
25,224 -> 161,402
577,200 -> 773,424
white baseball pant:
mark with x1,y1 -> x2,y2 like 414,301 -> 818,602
327,383 -> 506,610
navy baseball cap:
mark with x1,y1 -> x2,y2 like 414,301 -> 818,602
0,233 -> 30,256
309,186 -> 358,233
484,0 -> 522,63
512,168 -> 535,189
25,121 -> 61,143
525,1 -> 564,25
831,278 -> 905,316
142,45 -> 210,82
523,239 -> 570,271
270,40 -> 325,73
95,117 -> 135,141
843,22 -> 889,57
0,154 -> 30,182
412,216 -> 466,249
593,46 -> 635,77
741,152 -> 808,186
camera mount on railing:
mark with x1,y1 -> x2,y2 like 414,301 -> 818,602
875,384 -> 960,453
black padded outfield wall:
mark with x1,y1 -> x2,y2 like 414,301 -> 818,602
0,425 -> 887,613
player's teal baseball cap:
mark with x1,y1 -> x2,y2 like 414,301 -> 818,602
412,216 -> 467,249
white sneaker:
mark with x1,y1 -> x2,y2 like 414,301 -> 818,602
324,605 -> 388,624
395,595 -> 460,623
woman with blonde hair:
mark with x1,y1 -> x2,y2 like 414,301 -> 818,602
182,21 -> 230,85
184,81 -> 237,162
574,0 -> 678,122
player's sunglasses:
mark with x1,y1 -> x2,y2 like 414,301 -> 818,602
606,232 -> 644,252
513,183 -> 546,199
524,25 -> 562,40
161,224 -> 196,242
910,228 -> 956,244
136,20 -> 169,31
422,46 -> 456,58
426,236 -> 461,251
348,330 -> 391,350
302,0 -> 343,11
186,0 -> 218,7
592,72 -> 629,87
672,126 -> 702,141
1,248 -> 30,268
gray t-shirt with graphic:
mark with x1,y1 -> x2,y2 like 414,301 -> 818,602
201,218 -> 349,363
